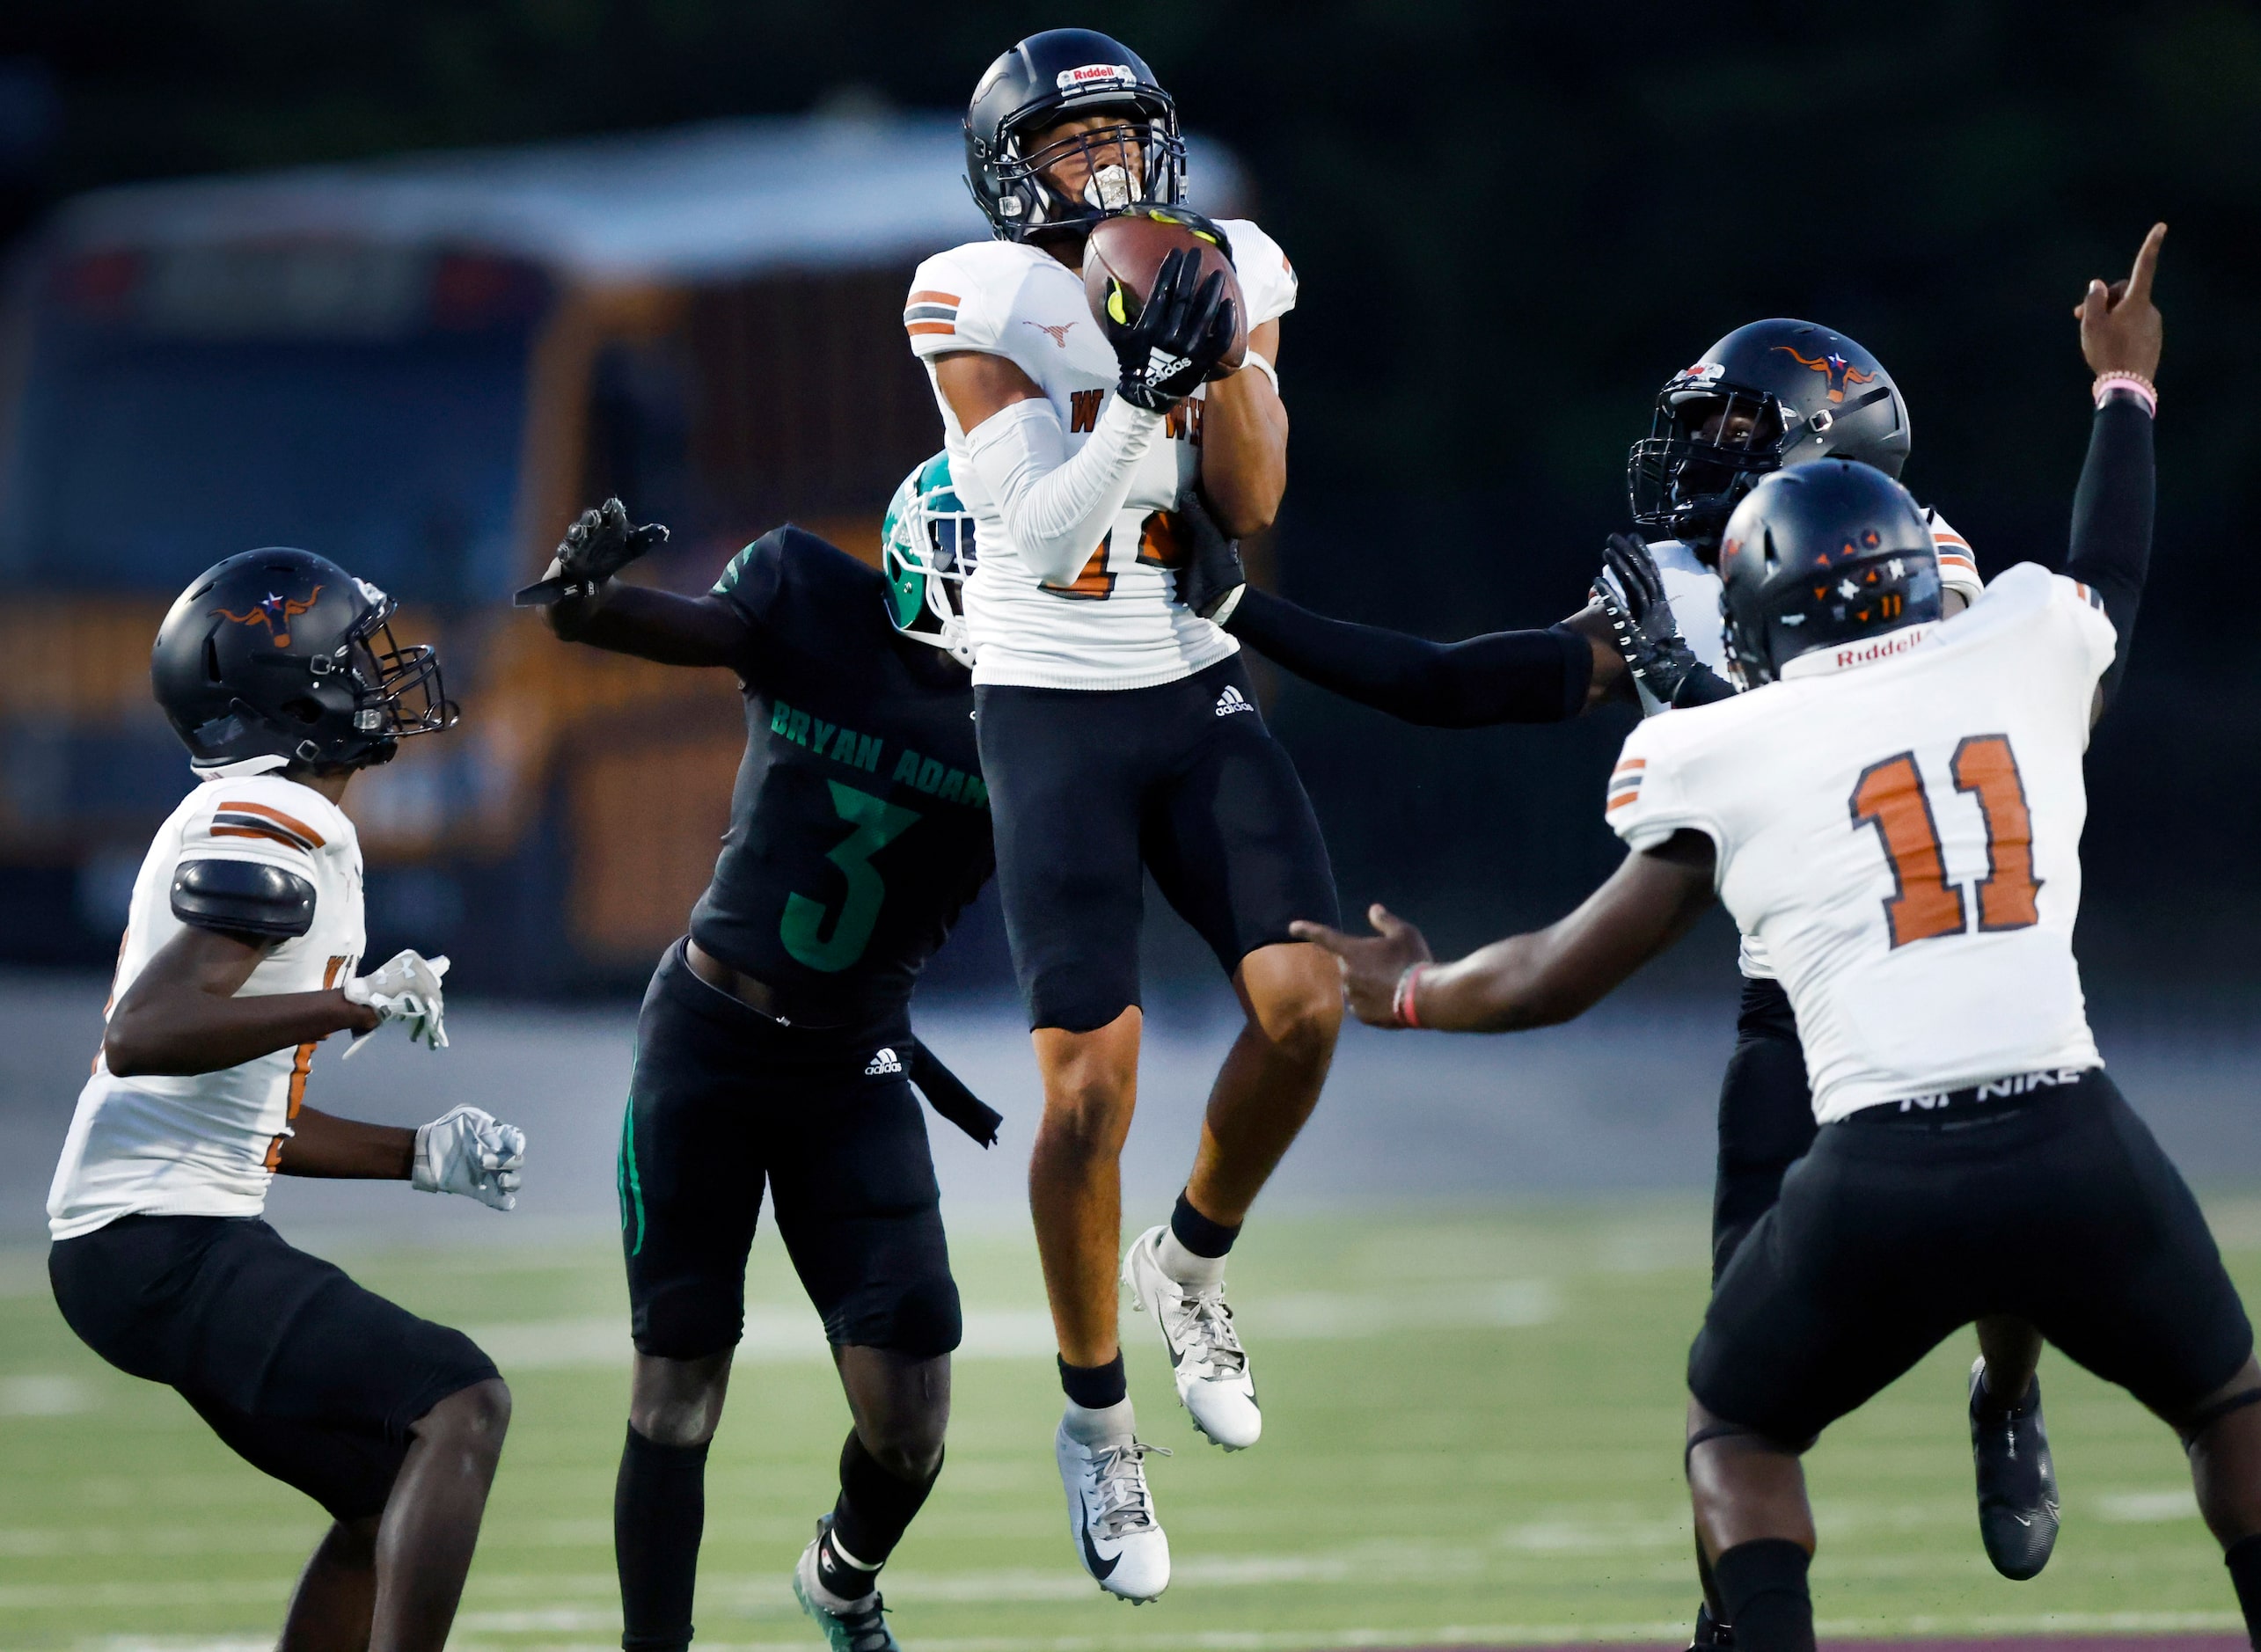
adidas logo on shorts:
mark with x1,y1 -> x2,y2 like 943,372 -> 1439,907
864,1047 -> 904,1077
1214,684 -> 1255,717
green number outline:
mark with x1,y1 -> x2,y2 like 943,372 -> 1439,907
779,780 -> 922,973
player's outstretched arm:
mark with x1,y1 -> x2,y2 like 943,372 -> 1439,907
1170,487 -> 1601,723
1227,588 -> 1597,725
2068,222 -> 2165,723
528,501 -> 750,667
1293,830 -> 1716,1031
105,925 -> 377,1078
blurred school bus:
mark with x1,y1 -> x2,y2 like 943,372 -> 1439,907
0,112 -> 1244,990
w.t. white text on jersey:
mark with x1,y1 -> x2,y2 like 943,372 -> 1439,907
1606,564 -> 2115,1121
907,219 -> 1298,691
48,773 -> 365,1239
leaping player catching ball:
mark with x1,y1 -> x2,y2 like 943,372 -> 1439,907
905,28 -> 1341,1601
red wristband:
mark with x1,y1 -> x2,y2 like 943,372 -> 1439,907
1393,964 -> 1428,1028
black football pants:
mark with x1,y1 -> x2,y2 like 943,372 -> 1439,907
1711,975 -> 1817,1284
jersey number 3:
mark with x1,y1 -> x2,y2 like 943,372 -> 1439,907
1849,734 -> 2044,949
780,781 -> 922,972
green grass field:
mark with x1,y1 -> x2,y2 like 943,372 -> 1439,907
4,1199 -> 2252,1651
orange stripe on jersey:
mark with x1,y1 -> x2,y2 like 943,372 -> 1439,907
1930,531 -> 1972,551
1611,757 -> 1648,774
218,800 -> 326,847
904,321 -> 957,336
1606,791 -> 1641,812
272,957 -> 352,1170
907,290 -> 961,307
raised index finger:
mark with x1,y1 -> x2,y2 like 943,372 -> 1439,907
2123,222 -> 2167,308
1289,919 -> 1350,954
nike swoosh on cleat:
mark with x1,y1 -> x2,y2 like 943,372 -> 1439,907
1077,1489 -> 1120,1580
2010,1514 -> 2033,1526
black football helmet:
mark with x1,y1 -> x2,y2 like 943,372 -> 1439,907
150,548 -> 457,771
964,28 -> 1188,243
1628,318 -> 1911,553
1717,460 -> 1942,687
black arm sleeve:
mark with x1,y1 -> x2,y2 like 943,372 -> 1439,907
172,859 -> 316,939
2063,396 -> 2155,713
1225,586 -> 1592,727
1670,662 -> 1738,708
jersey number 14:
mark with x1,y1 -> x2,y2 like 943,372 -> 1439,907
1850,734 -> 2044,950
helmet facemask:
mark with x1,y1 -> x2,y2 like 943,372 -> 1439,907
991,105 -> 1186,237
327,580 -> 457,764
1628,385 -> 1790,548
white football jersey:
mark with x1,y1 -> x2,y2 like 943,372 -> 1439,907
1642,506 -> 1984,980
1606,563 -> 2114,1122
48,773 -> 365,1239
906,219 -> 1299,690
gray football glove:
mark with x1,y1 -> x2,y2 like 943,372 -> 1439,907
341,949 -> 450,1057
515,498 -> 670,609
413,1104 -> 525,1212
1594,533 -> 1701,704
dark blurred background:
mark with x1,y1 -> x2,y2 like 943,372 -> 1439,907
1,1 -> 2253,995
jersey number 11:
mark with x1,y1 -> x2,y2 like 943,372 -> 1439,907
1849,734 -> 2044,950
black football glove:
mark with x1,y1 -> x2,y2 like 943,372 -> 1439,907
515,499 -> 670,610
1107,245 -> 1240,413
1595,532 -> 1702,704
1170,487 -> 1247,623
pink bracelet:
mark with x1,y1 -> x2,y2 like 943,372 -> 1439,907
2093,372 -> 2157,415
1393,964 -> 1428,1028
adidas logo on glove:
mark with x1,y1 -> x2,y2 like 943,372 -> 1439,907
865,1047 -> 905,1077
1214,685 -> 1255,718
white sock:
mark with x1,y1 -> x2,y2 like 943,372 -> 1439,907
1157,1224 -> 1227,1289
1062,1396 -> 1136,1444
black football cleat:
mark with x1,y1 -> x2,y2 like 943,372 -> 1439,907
1969,1357 -> 2060,1580
1687,1601 -> 1734,1652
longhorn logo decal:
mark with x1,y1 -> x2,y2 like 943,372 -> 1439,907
1024,320 -> 1078,348
1773,346 -> 1877,404
215,586 -> 322,648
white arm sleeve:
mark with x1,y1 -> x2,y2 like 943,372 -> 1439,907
962,393 -> 1164,585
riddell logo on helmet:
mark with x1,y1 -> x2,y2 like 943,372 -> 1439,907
1057,63 -> 1137,92
214,586 -> 322,649
1773,346 -> 1877,404
1826,623 -> 1935,673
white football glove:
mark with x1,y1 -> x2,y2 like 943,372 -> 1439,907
340,950 -> 450,1057
413,1104 -> 526,1211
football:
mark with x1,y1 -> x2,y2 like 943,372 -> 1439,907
1082,208 -> 1248,378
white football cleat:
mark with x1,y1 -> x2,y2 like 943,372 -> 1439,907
1123,1225 -> 1261,1450
1056,1404 -> 1170,1603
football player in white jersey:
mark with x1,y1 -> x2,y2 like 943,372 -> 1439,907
1298,229 -> 2261,1652
905,29 -> 1341,1600
46,549 -> 526,1652
1173,318 -> 2063,1596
